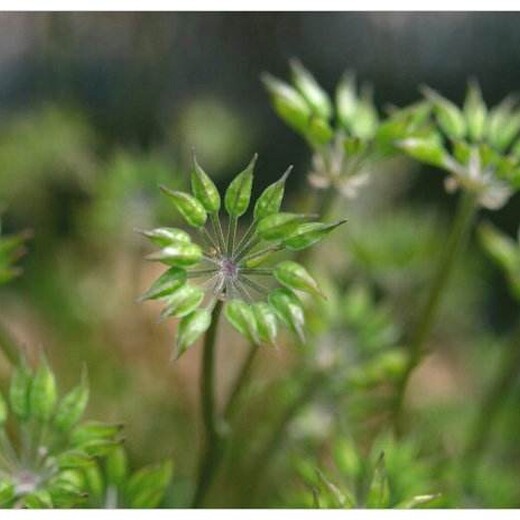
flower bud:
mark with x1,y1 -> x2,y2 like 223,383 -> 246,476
175,309 -> 211,359
336,72 -> 358,130
224,154 -> 257,217
268,288 -> 305,342
191,154 -> 221,213
463,81 -> 487,142
160,187 -> 207,228
254,166 -> 292,221
274,261 -> 324,298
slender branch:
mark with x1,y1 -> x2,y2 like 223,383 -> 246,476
210,213 -> 226,253
234,235 -> 262,262
227,216 -> 237,257
393,190 -> 478,435
233,221 -> 257,258
191,300 -> 224,508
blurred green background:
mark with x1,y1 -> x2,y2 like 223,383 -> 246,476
0,12 -> 519,507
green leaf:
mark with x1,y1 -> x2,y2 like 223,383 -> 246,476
262,73 -> 312,134
366,453 -> 390,508
146,243 -> 202,268
191,154 -> 221,213
251,302 -> 278,346
175,308 -> 211,359
290,59 -> 332,120
422,86 -> 466,140
254,166 -> 292,221
54,368 -> 89,432
398,136 -> 450,169
138,267 -> 187,301
160,285 -> 204,319
225,300 -> 259,344
268,288 -> 305,342
9,361 -> 32,421
106,446 -> 129,487
283,220 -> 347,251
257,212 -> 310,241
126,461 -> 173,509
274,261 -> 324,298
160,187 -> 207,228
30,358 -> 57,422
463,80 -> 487,142
224,154 -> 257,217
138,227 -> 191,247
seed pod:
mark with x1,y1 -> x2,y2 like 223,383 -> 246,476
72,421 -> 123,446
350,85 -> 379,140
486,97 -> 519,151
463,81 -> 487,142
30,358 -> 57,422
160,285 -> 204,319
146,243 -> 202,268
268,288 -> 305,342
138,227 -> 191,247
283,220 -> 347,251
398,137 -> 449,169
54,368 -> 89,432
191,154 -> 221,213
225,299 -> 259,344
138,267 -> 187,301
126,461 -> 173,509
290,59 -> 332,120
106,446 -> 129,487
56,450 -> 95,470
257,212 -> 310,241
9,361 -> 32,421
262,73 -> 312,133
307,116 -> 334,146
274,261 -> 324,298
254,166 -> 292,221
160,187 -> 207,228
175,309 -> 211,359
336,72 -> 358,130
251,302 -> 278,346
224,155 -> 257,217
422,86 -> 466,140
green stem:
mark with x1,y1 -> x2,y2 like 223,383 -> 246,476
393,190 -> 478,434
227,216 -> 237,257
223,343 -> 259,422
0,319 -> 21,366
191,300 -> 224,508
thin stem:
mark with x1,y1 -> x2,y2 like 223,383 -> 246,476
191,300 -> 224,508
223,343 -> 260,422
240,244 -> 282,264
199,227 -> 219,252
0,319 -> 21,366
210,213 -> 226,253
240,277 -> 268,296
233,221 -> 257,258
393,190 -> 478,435
239,268 -> 273,276
227,216 -> 237,257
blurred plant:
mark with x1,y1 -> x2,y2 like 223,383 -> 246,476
0,358 -> 122,508
140,153 -> 344,507
263,60 -> 429,217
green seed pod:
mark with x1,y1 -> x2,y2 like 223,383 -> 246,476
422,86 -> 466,140
0,391 -> 7,425
138,227 -> 191,247
350,86 -> 379,140
126,461 -> 173,509
106,446 -> 129,487
486,97 -> 518,151
366,453 -> 390,508
224,154 -> 257,217
251,302 -> 278,346
138,267 -> 187,301
83,464 -> 104,501
257,212 -> 310,241
9,361 -> 32,421
72,421 -> 123,446
56,450 -> 95,471
191,154 -> 221,213
160,187 -> 207,228
254,166 -> 292,221
274,261 -> 324,298
160,285 -> 204,319
30,358 -> 57,422
463,81 -> 487,142
283,220 -> 347,251
290,59 -> 332,120
175,309 -> 211,359
268,288 -> 305,342
146,243 -> 202,268
306,116 -> 334,146
262,73 -> 312,134
398,137 -> 449,169
54,369 -> 89,432
336,72 -> 358,130
225,299 -> 259,344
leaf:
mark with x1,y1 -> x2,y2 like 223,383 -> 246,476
366,452 -> 390,508
160,285 -> 204,319
138,227 -> 191,247
191,154 -> 221,213
9,361 -> 32,421
257,212 -> 310,241
29,357 -> 57,422
125,461 -> 173,509
225,300 -> 259,344
253,166 -> 292,221
283,220 -> 347,251
251,302 -> 278,346
175,308 -> 211,359
146,243 -> 202,268
422,86 -> 466,140
268,288 -> 305,342
274,261 -> 324,298
290,59 -> 332,120
224,154 -> 257,217
54,367 -> 89,432
160,187 -> 207,228
138,267 -> 187,302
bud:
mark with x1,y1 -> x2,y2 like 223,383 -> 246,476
463,81 -> 487,142
138,267 -> 187,301
225,300 -> 259,344
422,86 -> 466,140
274,261 -> 324,298
225,154 -> 257,217
336,72 -> 358,130
175,309 -> 211,359
398,136 -> 449,168
350,85 -> 379,140
30,358 -> 57,422
283,220 -> 347,251
268,288 -> 305,342
254,166 -> 292,221
191,154 -> 221,213
138,227 -> 191,247
54,368 -> 89,432
160,285 -> 204,319
160,187 -> 207,228
306,116 -> 334,146
257,212 -> 310,241
251,302 -> 278,346
146,243 -> 202,267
